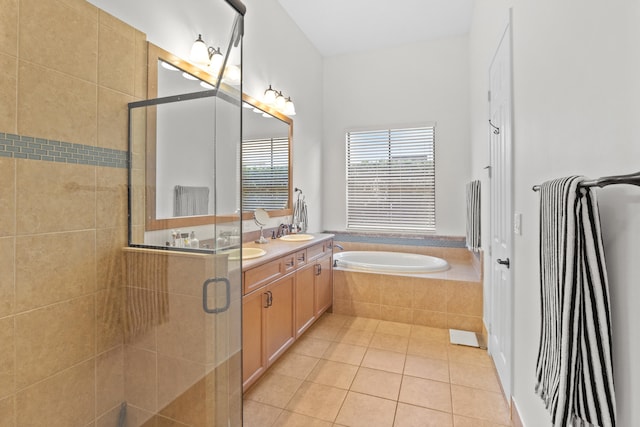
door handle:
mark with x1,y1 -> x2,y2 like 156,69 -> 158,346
496,258 -> 510,268
202,277 -> 231,314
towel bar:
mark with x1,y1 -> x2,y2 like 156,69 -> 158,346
532,170 -> 640,191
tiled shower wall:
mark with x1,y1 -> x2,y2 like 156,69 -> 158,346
0,0 -> 147,425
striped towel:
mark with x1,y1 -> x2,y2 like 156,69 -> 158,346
174,185 -> 209,216
465,180 -> 481,251
536,176 -> 616,427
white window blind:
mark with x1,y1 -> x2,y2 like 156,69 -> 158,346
346,126 -> 435,232
242,137 -> 289,211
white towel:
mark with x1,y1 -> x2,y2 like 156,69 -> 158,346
174,185 -> 209,216
465,180 -> 481,252
536,176 -> 616,427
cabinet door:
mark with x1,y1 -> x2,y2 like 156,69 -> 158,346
315,255 -> 333,316
295,263 -> 316,337
242,289 -> 266,390
265,274 -> 295,365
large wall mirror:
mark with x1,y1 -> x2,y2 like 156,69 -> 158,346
142,43 -> 293,232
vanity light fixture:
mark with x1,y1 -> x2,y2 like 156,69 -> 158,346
284,97 -> 296,116
190,34 -> 225,75
263,85 -> 277,105
190,34 -> 210,65
275,91 -> 286,109
262,85 -> 297,116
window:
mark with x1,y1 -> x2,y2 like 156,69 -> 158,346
346,126 -> 435,232
242,137 -> 289,211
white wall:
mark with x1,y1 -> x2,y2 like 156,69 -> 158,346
470,0 -> 640,425
322,37 -> 471,236
88,0 -> 325,233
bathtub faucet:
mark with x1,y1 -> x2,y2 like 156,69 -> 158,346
332,244 -> 344,251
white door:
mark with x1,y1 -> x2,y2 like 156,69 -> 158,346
488,16 -> 514,401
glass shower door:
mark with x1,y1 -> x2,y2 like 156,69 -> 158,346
123,5 -> 244,425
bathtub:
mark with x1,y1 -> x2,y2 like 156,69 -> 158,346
333,251 -> 449,274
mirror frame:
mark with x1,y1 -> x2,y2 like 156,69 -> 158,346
143,43 -> 293,231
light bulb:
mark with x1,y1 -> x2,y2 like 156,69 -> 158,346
190,34 -> 210,65
284,97 -> 296,116
275,91 -> 286,109
223,64 -> 241,85
209,48 -> 224,74
264,85 -> 277,105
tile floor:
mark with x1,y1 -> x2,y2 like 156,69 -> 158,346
243,313 -> 513,427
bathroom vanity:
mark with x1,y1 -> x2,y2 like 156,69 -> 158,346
241,233 -> 334,391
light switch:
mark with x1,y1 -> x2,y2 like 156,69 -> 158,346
514,213 -> 522,235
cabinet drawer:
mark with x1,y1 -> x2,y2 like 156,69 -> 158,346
307,241 -> 330,261
283,253 -> 297,273
244,258 -> 284,295
295,250 -> 307,266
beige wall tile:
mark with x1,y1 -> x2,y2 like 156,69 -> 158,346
134,32 -> 148,99
380,278 -> 413,308
16,359 -> 95,427
16,160 -> 96,234
0,317 -> 14,400
332,298 -> 355,316
0,158 -> 15,238
412,309 -> 448,329
0,0 -> 18,57
97,88 -> 132,151
0,395 -> 14,427
157,354 -> 206,413
19,0 -> 98,82
447,314 -> 482,333
351,301 -> 381,319
0,54 -> 17,133
15,295 -> 95,389
96,226 -> 126,290
15,231 -> 96,311
96,166 -> 128,228
18,61 -> 98,146
447,281 -> 482,316
96,288 -> 123,353
96,346 -> 124,416
0,238 -> 14,317
125,345 -> 158,412
413,279 -> 447,312
156,293 -> 208,363
98,21 -> 135,95
380,305 -> 413,324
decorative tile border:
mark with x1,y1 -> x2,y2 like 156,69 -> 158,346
0,132 -> 128,168
328,231 -> 466,248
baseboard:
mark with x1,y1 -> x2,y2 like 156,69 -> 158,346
511,397 -> 525,427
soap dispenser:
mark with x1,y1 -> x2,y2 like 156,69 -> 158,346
190,231 -> 199,248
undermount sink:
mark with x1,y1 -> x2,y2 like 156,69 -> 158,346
224,247 -> 266,261
279,234 -> 314,242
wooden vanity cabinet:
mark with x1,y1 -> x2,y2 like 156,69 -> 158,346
242,237 -> 334,391
242,273 -> 295,389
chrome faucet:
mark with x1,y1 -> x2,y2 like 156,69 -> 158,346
333,244 -> 344,251
275,223 -> 289,238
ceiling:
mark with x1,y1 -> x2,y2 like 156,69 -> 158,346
277,0 -> 475,57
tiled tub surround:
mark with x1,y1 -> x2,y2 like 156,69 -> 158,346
332,241 -> 483,333
0,0 -> 147,425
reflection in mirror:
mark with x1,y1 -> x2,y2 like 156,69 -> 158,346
241,94 -> 293,216
141,43 -> 293,238
253,208 -> 270,244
